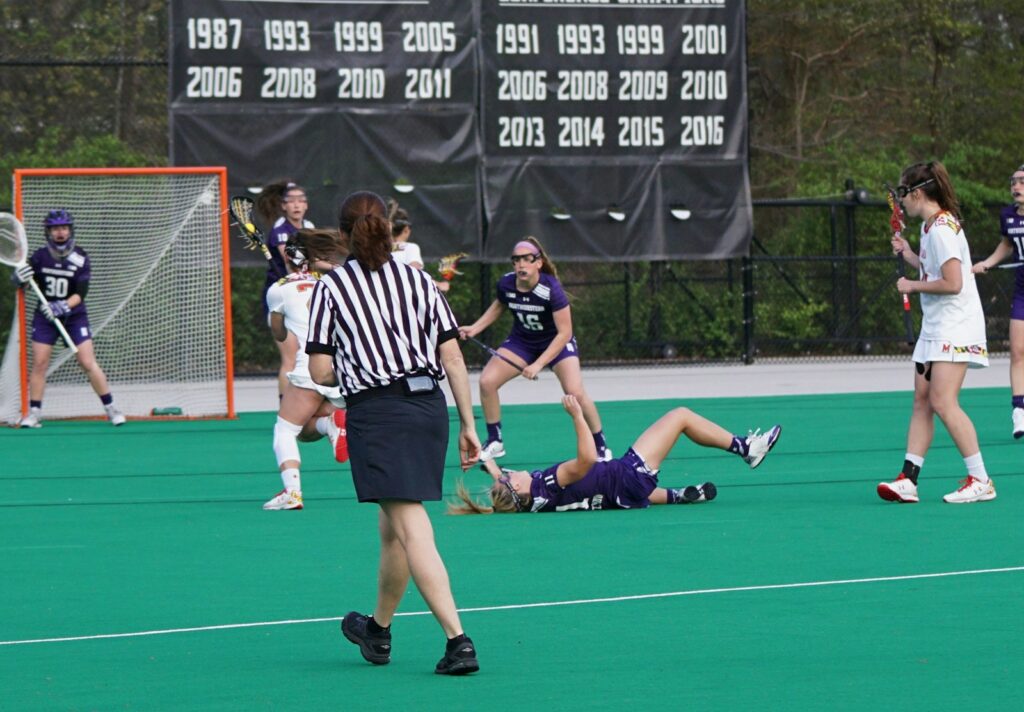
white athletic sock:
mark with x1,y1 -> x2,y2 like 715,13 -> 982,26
904,453 -> 925,468
963,453 -> 988,482
280,467 -> 301,492
315,416 -> 330,436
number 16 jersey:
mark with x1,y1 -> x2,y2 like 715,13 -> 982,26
496,271 -> 570,346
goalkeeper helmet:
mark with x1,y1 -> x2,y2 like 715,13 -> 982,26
44,209 -> 76,256
284,235 -> 306,268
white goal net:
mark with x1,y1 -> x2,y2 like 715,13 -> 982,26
0,168 -> 235,423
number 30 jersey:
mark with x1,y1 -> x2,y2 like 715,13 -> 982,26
266,271 -> 319,374
496,271 -> 570,346
29,245 -> 91,317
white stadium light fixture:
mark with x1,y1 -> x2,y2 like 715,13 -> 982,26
393,179 -> 415,194
550,206 -> 572,221
670,207 -> 692,221
607,205 -> 626,222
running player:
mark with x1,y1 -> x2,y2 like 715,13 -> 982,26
878,161 -> 995,504
971,163 -> 1024,437
262,229 -> 348,511
458,236 -> 611,462
9,209 -> 124,427
256,181 -> 315,397
449,395 -> 781,514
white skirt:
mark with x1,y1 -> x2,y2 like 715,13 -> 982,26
287,370 -> 345,403
912,338 -> 989,369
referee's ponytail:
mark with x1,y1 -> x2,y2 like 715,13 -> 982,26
340,191 -> 391,271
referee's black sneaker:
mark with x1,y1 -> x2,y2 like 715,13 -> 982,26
341,611 -> 391,665
435,634 -> 479,675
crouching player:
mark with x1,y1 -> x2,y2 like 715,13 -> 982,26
449,395 -> 781,514
263,229 -> 348,511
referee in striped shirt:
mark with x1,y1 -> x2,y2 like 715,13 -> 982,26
307,191 -> 481,675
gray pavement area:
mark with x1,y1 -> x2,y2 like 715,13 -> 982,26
234,354 -> 1012,413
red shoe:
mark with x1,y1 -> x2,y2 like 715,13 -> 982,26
329,409 -> 349,463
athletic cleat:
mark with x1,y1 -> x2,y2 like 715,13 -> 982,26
435,635 -> 479,675
105,405 -> 126,426
479,439 -> 506,462
674,482 -> 717,504
263,489 -> 303,510
877,473 -> 919,503
18,409 -> 42,428
598,446 -> 613,462
341,612 -> 391,665
1013,408 -> 1024,439
943,476 -> 997,504
327,409 -> 349,462
743,425 -> 782,469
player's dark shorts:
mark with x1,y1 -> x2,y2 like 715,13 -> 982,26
500,334 -> 579,368
1012,275 -> 1024,321
346,386 -> 449,503
31,310 -> 92,346
607,447 -> 661,509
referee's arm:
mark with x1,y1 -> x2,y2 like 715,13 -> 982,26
438,336 -> 481,468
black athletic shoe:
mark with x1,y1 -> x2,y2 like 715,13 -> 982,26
341,612 -> 391,665
435,635 -> 479,675
678,482 -> 717,504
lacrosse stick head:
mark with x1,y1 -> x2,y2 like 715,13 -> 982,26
884,183 -> 905,235
438,252 -> 468,281
0,212 -> 29,267
229,195 -> 265,250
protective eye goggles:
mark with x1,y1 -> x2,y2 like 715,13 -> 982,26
896,179 -> 934,199
510,253 -> 539,265
1009,176 -> 1024,186
498,475 -> 525,512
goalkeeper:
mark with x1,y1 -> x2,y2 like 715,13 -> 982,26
9,209 -> 124,427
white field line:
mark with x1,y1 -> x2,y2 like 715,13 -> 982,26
2,565 -> 1021,647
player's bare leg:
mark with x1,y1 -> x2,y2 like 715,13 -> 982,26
275,330 -> 298,397
298,398 -> 334,441
552,357 -> 603,435
27,341 -> 52,402
74,339 -> 112,397
631,407 -> 733,471
265,383 -> 323,510
928,362 -> 978,455
905,365 -> 936,457
478,351 -> 524,424
1010,320 -> 1024,437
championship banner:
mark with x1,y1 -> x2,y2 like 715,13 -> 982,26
169,0 -> 749,262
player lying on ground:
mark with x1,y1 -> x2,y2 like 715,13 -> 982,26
449,395 -> 782,514
263,229 -> 349,511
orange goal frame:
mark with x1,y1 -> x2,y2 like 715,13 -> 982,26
13,166 -> 236,420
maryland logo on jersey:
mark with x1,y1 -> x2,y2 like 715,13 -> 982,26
931,212 -> 962,234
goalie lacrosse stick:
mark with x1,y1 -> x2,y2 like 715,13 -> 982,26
228,195 -> 272,262
0,212 -> 79,354
466,335 -> 538,380
884,183 -> 916,345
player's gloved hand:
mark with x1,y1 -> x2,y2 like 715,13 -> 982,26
10,264 -> 33,286
48,299 -> 72,318
39,301 -> 55,322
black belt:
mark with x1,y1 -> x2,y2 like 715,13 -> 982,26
346,375 -> 438,407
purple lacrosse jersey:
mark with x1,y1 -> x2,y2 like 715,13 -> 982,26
999,206 -> 1024,292
28,245 -> 90,317
528,451 -> 659,512
496,272 -> 570,346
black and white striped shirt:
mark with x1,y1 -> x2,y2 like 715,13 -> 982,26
305,256 -> 459,397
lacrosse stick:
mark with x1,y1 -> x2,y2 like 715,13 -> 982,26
438,252 -> 468,281
228,195 -> 272,262
884,183 -> 915,345
466,335 -> 538,380
0,212 -> 78,354
996,262 -> 1024,270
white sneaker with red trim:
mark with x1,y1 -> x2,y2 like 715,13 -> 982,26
877,473 -> 919,503
942,476 -> 996,504
263,489 -> 303,510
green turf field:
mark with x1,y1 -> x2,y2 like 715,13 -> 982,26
2,390 -> 1022,711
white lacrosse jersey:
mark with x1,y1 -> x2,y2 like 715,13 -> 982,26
392,241 -> 423,267
917,212 -> 986,344
266,271 -> 319,375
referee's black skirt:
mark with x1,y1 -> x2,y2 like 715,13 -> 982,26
346,384 -> 449,503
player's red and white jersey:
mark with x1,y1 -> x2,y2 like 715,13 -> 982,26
266,271 -> 319,373
918,212 -> 986,344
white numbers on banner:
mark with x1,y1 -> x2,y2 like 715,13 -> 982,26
334,21 -> 383,53
44,276 -> 69,299
185,66 -> 243,98
498,117 -> 545,147
498,70 -> 548,101
263,20 -> 311,52
496,23 -> 539,54
557,24 -> 605,55
556,70 -> 608,101
404,68 -> 451,99
680,115 -> 725,146
618,116 -> 664,147
680,25 -> 727,55
616,25 -> 664,55
338,68 -> 386,99
558,116 -> 605,148
680,70 -> 728,100
618,70 -> 668,101
402,22 -> 456,52
186,17 -> 241,50
260,67 -> 316,99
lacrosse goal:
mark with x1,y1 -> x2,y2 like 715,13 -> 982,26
0,167 -> 235,423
